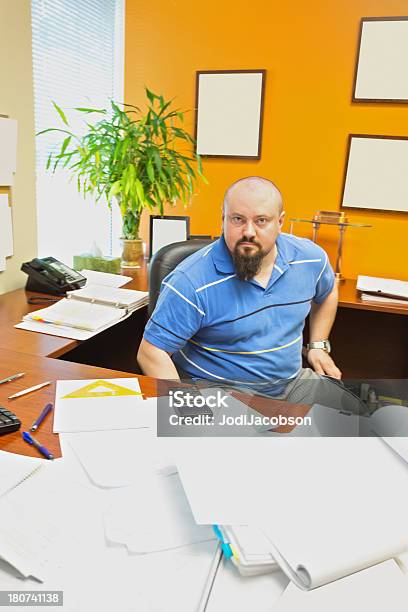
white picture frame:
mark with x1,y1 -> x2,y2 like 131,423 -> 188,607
353,17 -> 408,102
341,135 -> 408,213
149,216 -> 190,259
195,70 -> 266,158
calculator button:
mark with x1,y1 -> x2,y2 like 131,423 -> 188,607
0,417 -> 12,423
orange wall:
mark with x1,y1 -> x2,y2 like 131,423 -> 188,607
125,0 -> 408,280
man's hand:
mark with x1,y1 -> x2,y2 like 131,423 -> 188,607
307,348 -> 342,379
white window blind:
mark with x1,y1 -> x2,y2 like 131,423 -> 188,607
31,0 -> 124,264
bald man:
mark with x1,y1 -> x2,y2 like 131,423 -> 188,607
138,177 -> 342,398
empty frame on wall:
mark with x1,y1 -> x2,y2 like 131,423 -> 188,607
353,17 -> 408,102
195,70 -> 266,158
341,135 -> 408,213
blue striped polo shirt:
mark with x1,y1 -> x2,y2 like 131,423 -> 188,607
144,233 -> 335,388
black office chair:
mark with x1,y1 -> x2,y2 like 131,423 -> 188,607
148,239 -> 213,315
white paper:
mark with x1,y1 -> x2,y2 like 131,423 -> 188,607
176,438 -> 408,588
67,284 -> 148,308
0,451 -> 221,612
206,555 -> 288,612
0,194 -> 13,257
53,379 -> 155,433
23,298 -> 127,332
357,275 -> 408,299
0,462 -> 61,581
0,450 -> 44,498
361,292 -> 408,305
104,473 -> 215,553
15,308 -> 134,340
272,560 -> 408,612
65,428 -> 174,487
81,269 -> 132,287
0,256 -> 5,271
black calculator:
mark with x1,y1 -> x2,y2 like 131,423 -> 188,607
0,407 -> 21,435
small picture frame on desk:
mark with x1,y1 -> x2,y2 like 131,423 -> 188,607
149,215 -> 190,260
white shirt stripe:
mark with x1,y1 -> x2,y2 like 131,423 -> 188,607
179,350 -> 301,385
196,274 -> 236,293
202,245 -> 214,257
274,263 -> 283,274
316,254 -> 328,283
179,350 -> 226,379
289,259 -> 322,265
162,281 -> 205,316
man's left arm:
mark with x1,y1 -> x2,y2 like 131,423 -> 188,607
307,281 -> 342,379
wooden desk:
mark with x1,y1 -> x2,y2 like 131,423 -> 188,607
0,264 -> 149,370
333,279 -> 408,379
338,279 -> 408,317
0,273 -> 406,379
0,348 -> 156,458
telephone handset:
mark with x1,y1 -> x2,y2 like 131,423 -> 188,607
21,257 -> 87,295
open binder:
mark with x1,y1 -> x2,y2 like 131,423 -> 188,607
22,285 -> 148,332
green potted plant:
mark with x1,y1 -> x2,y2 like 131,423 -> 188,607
38,88 -> 206,267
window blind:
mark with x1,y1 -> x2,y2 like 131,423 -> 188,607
31,0 -> 124,262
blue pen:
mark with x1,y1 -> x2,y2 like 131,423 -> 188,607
22,431 -> 54,460
30,403 -> 53,432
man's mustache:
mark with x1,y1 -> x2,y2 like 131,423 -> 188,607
236,237 -> 262,248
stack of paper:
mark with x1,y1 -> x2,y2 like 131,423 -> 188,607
66,284 -> 149,312
357,275 -> 408,301
0,461 -> 60,581
16,283 -> 148,340
23,298 -> 127,332
214,525 -> 279,576
175,437 -> 408,589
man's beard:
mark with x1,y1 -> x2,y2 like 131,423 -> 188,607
232,238 -> 266,281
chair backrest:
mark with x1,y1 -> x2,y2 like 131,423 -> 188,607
148,239 -> 213,315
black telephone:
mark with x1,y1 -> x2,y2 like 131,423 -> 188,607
21,257 -> 87,295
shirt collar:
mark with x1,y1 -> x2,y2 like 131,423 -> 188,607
211,236 -> 235,274
211,233 -> 297,276
274,233 -> 294,272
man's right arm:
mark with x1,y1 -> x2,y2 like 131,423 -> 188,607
137,338 -> 180,380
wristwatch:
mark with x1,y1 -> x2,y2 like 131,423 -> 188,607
306,340 -> 331,353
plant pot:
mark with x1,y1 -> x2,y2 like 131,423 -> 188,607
120,238 -> 144,269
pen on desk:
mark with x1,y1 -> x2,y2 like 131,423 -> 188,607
0,372 -> 25,385
22,431 -> 54,460
30,402 -> 53,432
8,381 -> 52,400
